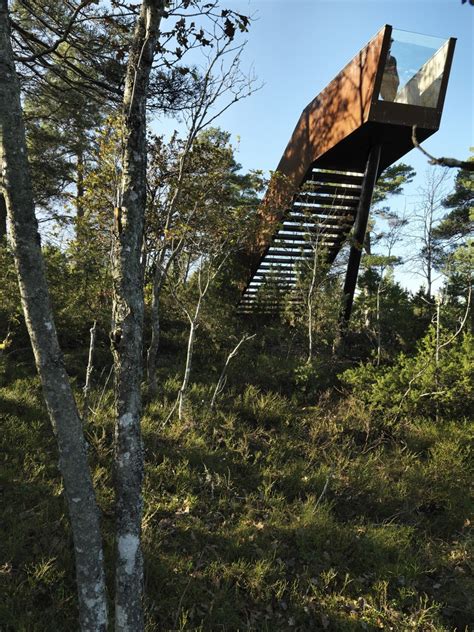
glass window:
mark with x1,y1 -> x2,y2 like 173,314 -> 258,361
379,29 -> 450,108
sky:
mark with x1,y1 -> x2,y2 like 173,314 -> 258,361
207,0 -> 473,175
156,0 -> 473,292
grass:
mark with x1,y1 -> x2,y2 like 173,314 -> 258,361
1,373 -> 473,631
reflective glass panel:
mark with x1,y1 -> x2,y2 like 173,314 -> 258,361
379,29 -> 450,108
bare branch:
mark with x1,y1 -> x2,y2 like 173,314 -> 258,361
210,333 -> 256,409
412,125 -> 474,171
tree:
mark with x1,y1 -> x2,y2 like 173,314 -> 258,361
144,35 -> 259,397
23,64 -> 107,222
348,163 -> 415,360
412,125 -> 474,171
359,209 -> 407,364
9,0 -> 211,233
111,4 -> 253,628
0,2 -> 108,629
434,154 -> 473,274
410,167 -> 450,299
365,163 -> 415,255
286,201 -> 338,363
160,128 -> 260,419
3,2 -> 254,628
110,2 -> 165,629
10,0 -> 122,229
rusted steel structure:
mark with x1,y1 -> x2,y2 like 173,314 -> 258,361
239,25 -> 456,316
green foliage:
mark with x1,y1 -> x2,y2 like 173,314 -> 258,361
0,244 -> 22,345
353,272 -> 422,359
372,163 -> 416,207
341,329 -> 473,424
435,155 -> 473,245
41,245 -> 111,353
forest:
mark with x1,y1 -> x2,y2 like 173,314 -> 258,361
0,1 -> 472,631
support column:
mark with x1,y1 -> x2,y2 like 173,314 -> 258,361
341,144 -> 382,324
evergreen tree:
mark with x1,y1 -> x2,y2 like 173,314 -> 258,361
434,154 -> 473,291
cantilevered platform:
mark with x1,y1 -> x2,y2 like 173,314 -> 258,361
239,25 -> 455,316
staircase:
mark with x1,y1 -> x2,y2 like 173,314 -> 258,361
239,167 -> 364,313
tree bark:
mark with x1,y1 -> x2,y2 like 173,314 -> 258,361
178,317 -> 197,420
0,3 -> 108,630
0,191 -> 6,240
110,2 -> 164,630
83,320 -> 97,423
146,266 -> 165,399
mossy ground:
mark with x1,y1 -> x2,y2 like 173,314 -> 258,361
1,367 -> 472,631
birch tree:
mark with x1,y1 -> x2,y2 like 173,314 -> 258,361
110,2 -> 165,629
162,134 -> 260,420
145,38 -> 258,397
174,242 -> 231,420
360,209 -> 406,365
0,2 -> 108,629
107,1 -> 254,625
3,3 -> 254,629
408,167 -> 450,301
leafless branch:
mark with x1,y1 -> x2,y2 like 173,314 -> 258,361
210,333 -> 256,408
412,125 -> 474,171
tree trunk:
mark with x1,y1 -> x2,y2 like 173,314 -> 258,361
110,2 -> 164,630
146,267 -> 164,399
376,280 -> 382,366
178,318 -> 197,420
434,295 -> 441,423
426,244 -> 432,298
306,259 -> 316,363
76,147 -> 85,219
83,320 -> 97,423
0,192 -> 6,240
210,334 -> 255,409
0,4 -> 108,630
307,299 -> 313,363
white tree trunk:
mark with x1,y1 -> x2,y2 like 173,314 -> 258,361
306,241 -> 319,363
210,334 -> 255,409
175,259 -> 225,421
146,269 -> 162,397
178,318 -> 197,420
376,280 -> 382,366
0,3 -> 107,630
83,320 -> 97,423
110,2 -> 164,630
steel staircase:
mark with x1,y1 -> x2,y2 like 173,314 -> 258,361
239,167 -> 364,313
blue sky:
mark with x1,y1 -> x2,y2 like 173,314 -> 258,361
209,0 -> 472,177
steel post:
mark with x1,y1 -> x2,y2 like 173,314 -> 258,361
340,144 -> 382,324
